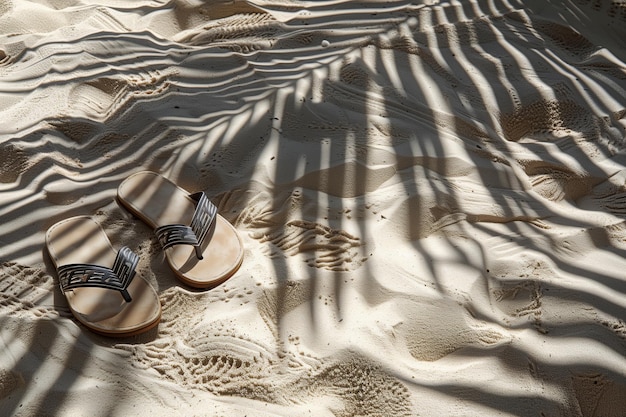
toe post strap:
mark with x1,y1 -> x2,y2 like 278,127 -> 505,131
57,246 -> 139,302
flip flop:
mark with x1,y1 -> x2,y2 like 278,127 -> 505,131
117,171 -> 244,288
46,216 -> 161,336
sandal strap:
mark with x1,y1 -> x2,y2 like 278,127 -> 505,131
154,191 -> 217,259
57,246 -> 139,302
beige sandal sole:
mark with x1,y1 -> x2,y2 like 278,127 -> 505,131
46,216 -> 161,336
117,171 -> 244,288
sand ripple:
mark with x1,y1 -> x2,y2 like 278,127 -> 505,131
1,0 -> 626,415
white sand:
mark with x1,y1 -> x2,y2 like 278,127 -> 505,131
1,0 -> 626,415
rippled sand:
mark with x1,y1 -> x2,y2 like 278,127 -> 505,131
1,0 -> 626,415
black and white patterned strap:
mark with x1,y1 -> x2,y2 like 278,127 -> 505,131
154,191 -> 217,260
57,246 -> 139,302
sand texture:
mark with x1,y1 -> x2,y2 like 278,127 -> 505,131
1,0 -> 626,415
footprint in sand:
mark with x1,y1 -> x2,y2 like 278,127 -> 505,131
607,1 -> 626,20
517,159 -> 601,202
0,262 -> 60,319
0,143 -> 29,183
574,0 -> 626,20
535,20 -> 597,57
572,373 -> 626,417
493,280 -> 545,331
120,286 -> 414,416
215,188 -> 368,271
48,119 -> 100,144
123,288 -> 296,402
0,368 -> 23,400
67,70 -> 172,120
579,173 -> 626,218
176,12 -> 279,51
500,99 -> 598,143
67,77 -> 128,119
257,220 -> 366,271
483,258 -> 553,333
301,354 -> 413,417
392,297 -> 509,362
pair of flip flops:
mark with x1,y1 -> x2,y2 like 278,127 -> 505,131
46,171 -> 244,336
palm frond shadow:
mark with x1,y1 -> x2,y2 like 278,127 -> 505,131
1,0 -> 626,414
